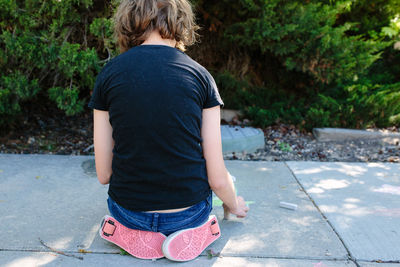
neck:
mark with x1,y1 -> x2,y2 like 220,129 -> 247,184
142,30 -> 177,47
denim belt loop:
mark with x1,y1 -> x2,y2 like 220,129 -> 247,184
206,191 -> 212,206
151,213 -> 159,232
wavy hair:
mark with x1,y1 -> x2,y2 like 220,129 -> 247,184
114,0 -> 199,52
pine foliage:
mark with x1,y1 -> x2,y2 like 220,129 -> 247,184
1,0 -> 400,130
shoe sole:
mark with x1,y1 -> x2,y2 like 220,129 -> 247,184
162,215 -> 221,261
99,215 -> 166,259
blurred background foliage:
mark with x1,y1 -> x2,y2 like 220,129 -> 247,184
1,0 -> 400,132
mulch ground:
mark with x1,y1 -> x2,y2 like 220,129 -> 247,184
1,109 -> 399,163
1,109 -> 94,155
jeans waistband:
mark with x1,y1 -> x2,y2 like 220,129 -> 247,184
108,192 -> 212,224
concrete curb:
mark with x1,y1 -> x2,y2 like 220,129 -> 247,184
221,125 -> 265,154
313,128 -> 400,144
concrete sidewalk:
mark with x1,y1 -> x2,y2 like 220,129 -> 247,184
0,154 -> 399,267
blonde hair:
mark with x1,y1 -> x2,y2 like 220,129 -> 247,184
114,0 -> 199,52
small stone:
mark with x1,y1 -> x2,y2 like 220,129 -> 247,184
267,140 -> 274,145
38,120 -> 46,128
234,119 -> 242,126
263,156 -> 275,161
27,137 -> 36,145
370,153 -> 379,159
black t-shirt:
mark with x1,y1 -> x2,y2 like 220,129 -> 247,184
88,45 -> 224,211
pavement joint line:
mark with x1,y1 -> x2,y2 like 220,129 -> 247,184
356,258 -> 400,264
205,254 -> 350,261
358,260 -> 400,264
0,249 -> 346,260
0,249 -> 47,252
0,250 -> 354,262
3,248 -> 398,264
283,161 -> 360,267
0,249 -> 121,255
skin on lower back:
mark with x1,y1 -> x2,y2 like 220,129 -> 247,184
145,206 -> 192,213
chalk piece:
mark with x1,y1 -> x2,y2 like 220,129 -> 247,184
280,201 -> 298,210
224,209 -> 231,220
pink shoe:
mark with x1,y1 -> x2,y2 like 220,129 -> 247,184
99,215 -> 166,259
162,215 -> 221,261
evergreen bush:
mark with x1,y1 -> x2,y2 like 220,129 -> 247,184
1,0 -> 399,132
198,0 -> 400,130
0,0 -> 116,129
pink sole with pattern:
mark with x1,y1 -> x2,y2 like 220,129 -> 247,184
99,215 -> 166,259
162,215 -> 221,261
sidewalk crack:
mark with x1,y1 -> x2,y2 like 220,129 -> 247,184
283,161 -> 360,267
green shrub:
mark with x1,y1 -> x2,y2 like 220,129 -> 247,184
200,0 -> 399,130
223,0 -> 388,85
0,71 -> 40,125
0,0 -> 117,129
1,0 -> 399,132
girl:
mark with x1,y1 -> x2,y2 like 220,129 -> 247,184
89,0 -> 249,261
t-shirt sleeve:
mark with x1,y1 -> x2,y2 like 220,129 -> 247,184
88,70 -> 108,111
203,71 -> 224,109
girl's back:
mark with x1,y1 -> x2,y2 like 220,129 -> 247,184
90,44 -> 223,211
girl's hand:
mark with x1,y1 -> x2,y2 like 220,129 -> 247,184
223,196 -> 249,219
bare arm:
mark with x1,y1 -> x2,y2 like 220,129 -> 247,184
93,109 -> 114,185
201,106 -> 249,217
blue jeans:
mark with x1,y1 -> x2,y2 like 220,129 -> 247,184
107,193 -> 212,236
